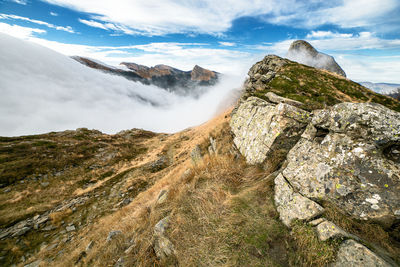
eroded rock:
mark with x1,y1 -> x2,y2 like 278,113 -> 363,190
230,96 -> 310,165
333,240 -> 391,267
282,102 -> 400,226
274,174 -> 324,227
153,216 -> 175,260
315,220 -> 349,241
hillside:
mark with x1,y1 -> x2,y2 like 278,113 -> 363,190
1,55 -> 400,267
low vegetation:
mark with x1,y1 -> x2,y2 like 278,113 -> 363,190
251,62 -> 400,112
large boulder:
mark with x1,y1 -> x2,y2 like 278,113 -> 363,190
286,40 -> 346,77
230,96 -> 310,165
282,102 -> 400,226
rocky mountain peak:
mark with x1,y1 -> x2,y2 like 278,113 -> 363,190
286,40 -> 347,77
191,65 -> 217,81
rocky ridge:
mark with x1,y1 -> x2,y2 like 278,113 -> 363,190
230,54 -> 400,265
73,56 -> 219,95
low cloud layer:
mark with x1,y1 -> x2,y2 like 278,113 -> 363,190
0,33 -> 243,137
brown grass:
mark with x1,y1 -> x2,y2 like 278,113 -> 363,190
49,209 -> 73,226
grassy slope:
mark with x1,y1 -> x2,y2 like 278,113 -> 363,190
250,61 -> 400,112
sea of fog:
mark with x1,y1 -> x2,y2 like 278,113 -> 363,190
0,33 -> 243,137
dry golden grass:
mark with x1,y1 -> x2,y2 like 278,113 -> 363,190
49,209 -> 73,227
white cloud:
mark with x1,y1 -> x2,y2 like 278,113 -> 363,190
219,41 -> 236,47
41,0 -> 399,36
270,0 -> 400,31
50,12 -> 58,16
0,33 -> 244,136
41,0 -> 305,35
9,0 -> 27,4
0,22 -> 46,38
0,13 -> 75,33
78,19 -> 138,35
306,31 -> 353,39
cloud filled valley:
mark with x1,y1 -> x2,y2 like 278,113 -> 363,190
0,33 -> 242,136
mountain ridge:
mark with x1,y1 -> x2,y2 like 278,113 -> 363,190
74,56 -> 219,94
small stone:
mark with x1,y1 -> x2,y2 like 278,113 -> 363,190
106,230 -> 122,242
265,92 -> 303,107
3,188 -> 11,193
124,244 -> 135,254
66,225 -> 76,232
114,257 -> 124,267
36,216 -> 49,225
86,241 -> 94,252
315,221 -> 349,241
40,182 -> 50,188
154,217 -> 170,235
46,243 -> 58,251
118,198 -> 131,208
12,227 -> 30,237
154,235 -> 175,260
24,260 -> 41,267
156,189 -> 168,205
308,218 -> 325,226
190,145 -> 202,165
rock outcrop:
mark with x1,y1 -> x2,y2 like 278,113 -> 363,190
230,96 -> 310,165
230,54 -> 400,266
283,102 -> 400,226
286,40 -> 346,77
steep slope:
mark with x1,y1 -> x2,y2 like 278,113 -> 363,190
286,40 -> 346,77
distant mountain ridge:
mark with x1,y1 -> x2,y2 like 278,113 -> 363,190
359,82 -> 400,94
73,56 -> 219,95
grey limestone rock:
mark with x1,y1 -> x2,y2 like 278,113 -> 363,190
315,220 -> 349,241
333,240 -> 391,267
282,102 -> 400,227
230,96 -> 310,165
274,174 -> 324,227
286,40 -> 346,77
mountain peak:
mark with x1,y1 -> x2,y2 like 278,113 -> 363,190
286,40 -> 346,77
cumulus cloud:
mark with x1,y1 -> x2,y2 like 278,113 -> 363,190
40,0 -> 399,36
0,13 -> 75,33
41,0 -> 305,35
50,12 -> 58,16
0,33 -> 245,137
0,22 -> 46,38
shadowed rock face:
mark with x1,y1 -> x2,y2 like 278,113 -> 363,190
286,40 -> 346,77
73,57 -> 219,95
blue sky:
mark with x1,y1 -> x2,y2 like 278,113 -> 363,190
1,0 -> 400,82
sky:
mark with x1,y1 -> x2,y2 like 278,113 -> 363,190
1,0 -> 400,83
